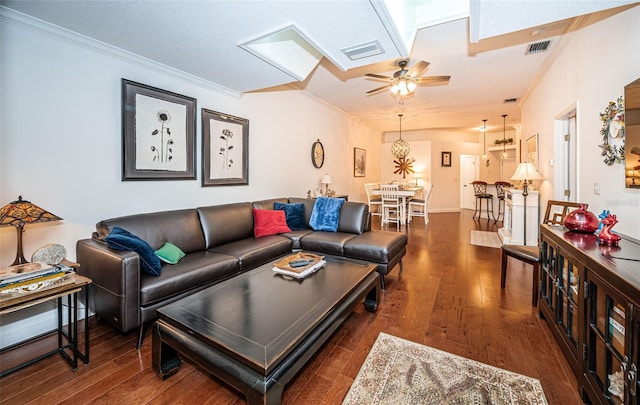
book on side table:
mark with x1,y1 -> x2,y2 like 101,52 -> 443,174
0,262 -> 75,298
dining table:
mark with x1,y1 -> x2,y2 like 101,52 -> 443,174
372,186 -> 423,225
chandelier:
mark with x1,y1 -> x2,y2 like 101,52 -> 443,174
391,114 -> 410,159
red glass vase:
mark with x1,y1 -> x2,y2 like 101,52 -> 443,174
564,204 -> 599,233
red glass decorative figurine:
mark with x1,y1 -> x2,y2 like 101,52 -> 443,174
563,204 -> 599,233
598,214 -> 621,246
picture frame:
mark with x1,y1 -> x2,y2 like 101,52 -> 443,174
441,151 -> 452,167
354,148 -> 366,177
202,109 -> 249,186
121,79 -> 197,181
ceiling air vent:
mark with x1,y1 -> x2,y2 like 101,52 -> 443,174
342,41 -> 384,61
525,40 -> 551,55
504,98 -> 518,104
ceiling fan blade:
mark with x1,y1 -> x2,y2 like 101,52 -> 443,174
415,75 -> 451,85
407,60 -> 430,78
366,84 -> 391,94
365,73 -> 393,80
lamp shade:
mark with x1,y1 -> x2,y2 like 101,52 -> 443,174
510,162 -> 543,181
321,174 -> 332,185
0,196 -> 62,266
0,196 -> 62,227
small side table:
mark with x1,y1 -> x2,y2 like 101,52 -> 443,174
0,267 -> 92,377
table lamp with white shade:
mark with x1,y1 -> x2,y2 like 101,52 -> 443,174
321,174 -> 332,196
510,162 -> 543,245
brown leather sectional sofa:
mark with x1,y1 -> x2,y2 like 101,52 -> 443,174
76,197 -> 407,347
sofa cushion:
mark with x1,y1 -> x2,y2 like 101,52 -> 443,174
337,202 -> 368,234
274,202 -> 306,230
252,198 -> 289,210
140,251 -> 239,307
155,242 -> 186,264
105,227 -> 162,276
299,231 -> 357,256
309,197 -> 345,232
253,208 -> 291,237
198,203 -> 254,249
344,230 -> 408,263
210,235 -> 292,272
96,209 -> 205,254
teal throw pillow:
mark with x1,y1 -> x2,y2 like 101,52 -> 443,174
155,242 -> 186,264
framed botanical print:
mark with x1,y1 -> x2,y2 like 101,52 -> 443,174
354,148 -> 366,177
121,79 -> 197,181
202,109 -> 249,186
441,151 -> 452,167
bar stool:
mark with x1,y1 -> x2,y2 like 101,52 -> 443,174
472,181 -> 495,221
494,181 -> 511,223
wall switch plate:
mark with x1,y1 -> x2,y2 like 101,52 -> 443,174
593,182 -> 600,195
549,159 -> 554,167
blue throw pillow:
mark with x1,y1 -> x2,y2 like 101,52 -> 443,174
105,226 -> 162,276
309,197 -> 345,232
274,202 -> 306,230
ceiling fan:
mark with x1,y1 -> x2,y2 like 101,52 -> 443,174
365,59 -> 450,96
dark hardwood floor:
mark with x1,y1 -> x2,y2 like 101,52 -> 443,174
0,210 -> 583,404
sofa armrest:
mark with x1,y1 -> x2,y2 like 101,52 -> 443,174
76,238 -> 142,333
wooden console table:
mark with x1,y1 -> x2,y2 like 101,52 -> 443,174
0,273 -> 92,377
539,224 -> 640,404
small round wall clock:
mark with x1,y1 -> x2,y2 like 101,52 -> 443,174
311,139 -> 324,168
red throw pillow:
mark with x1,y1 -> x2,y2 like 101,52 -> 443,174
253,208 -> 291,238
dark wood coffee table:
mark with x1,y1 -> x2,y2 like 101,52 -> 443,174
152,255 -> 379,405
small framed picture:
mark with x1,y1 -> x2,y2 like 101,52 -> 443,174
121,79 -> 197,181
354,148 -> 366,177
202,109 -> 249,186
441,151 -> 452,167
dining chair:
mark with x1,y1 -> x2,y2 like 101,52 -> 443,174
494,181 -> 512,223
472,181 -> 495,221
407,183 -> 433,225
380,184 -> 402,231
500,200 -> 584,306
364,183 -> 382,217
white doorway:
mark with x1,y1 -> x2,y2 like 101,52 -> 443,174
460,154 -> 479,210
554,107 -> 578,201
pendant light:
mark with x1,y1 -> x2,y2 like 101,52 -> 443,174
481,119 -> 489,166
501,114 -> 508,159
391,114 -> 410,159
481,119 -> 488,160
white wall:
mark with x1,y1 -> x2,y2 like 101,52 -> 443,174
521,6 -> 640,238
0,10 -> 381,346
0,10 -> 381,265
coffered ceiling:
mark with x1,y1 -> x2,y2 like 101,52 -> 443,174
2,0 -> 637,134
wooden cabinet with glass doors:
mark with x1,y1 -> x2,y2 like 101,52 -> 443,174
583,271 -> 639,404
540,224 -> 640,405
539,230 -> 584,376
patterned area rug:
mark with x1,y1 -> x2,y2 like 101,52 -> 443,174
343,333 -> 547,405
470,230 -> 502,248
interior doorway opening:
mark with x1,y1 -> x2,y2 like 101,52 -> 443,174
554,106 -> 578,201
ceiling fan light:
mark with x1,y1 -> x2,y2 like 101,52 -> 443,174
398,80 -> 408,95
390,84 -> 399,95
407,81 -> 417,92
